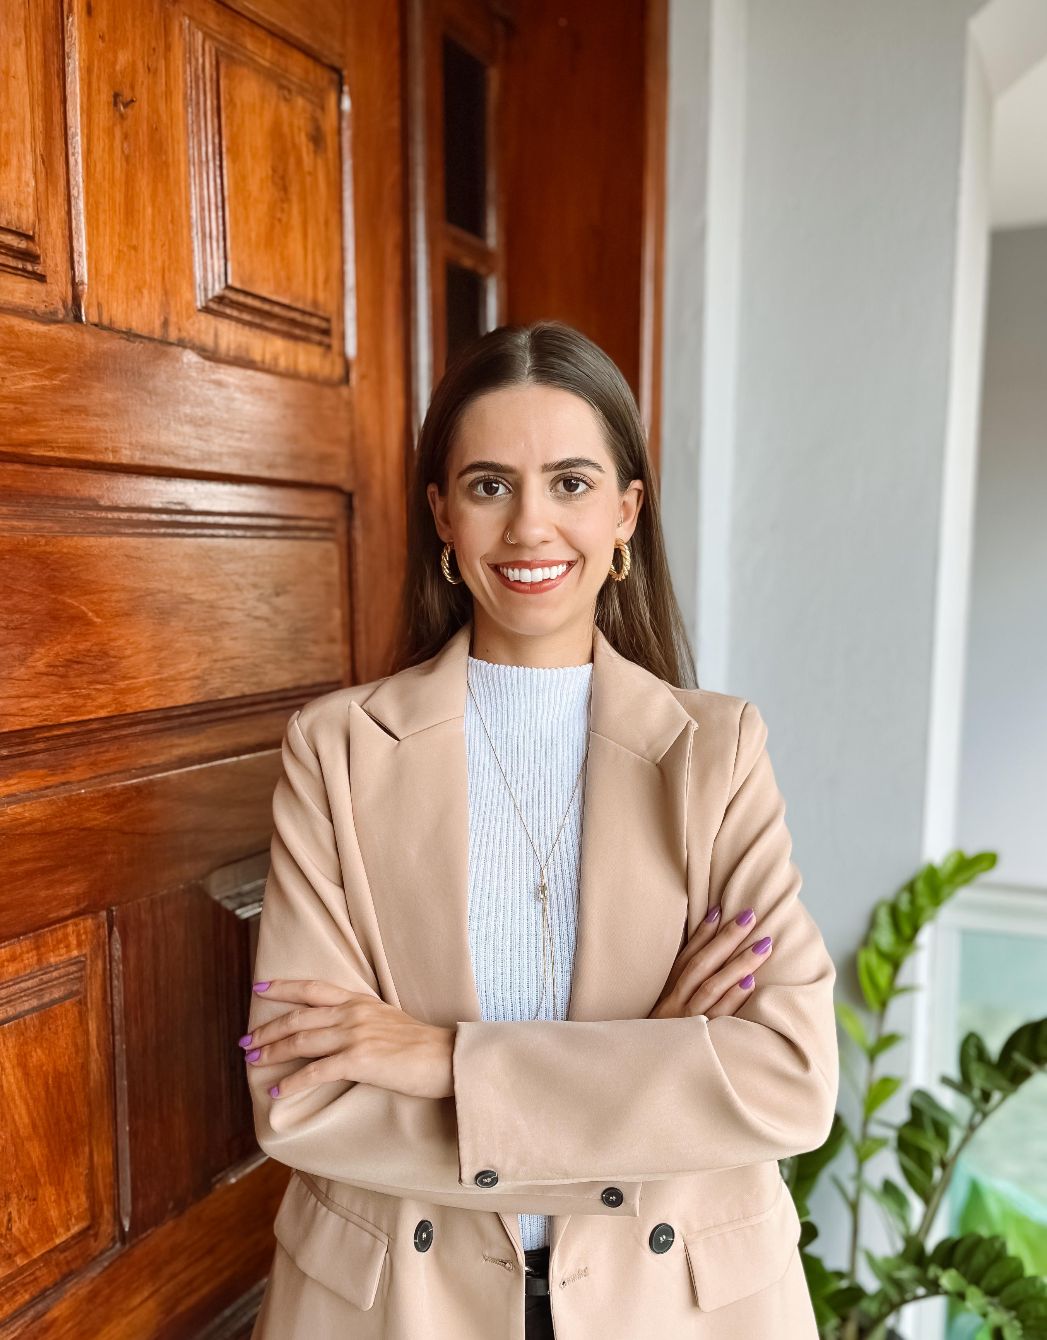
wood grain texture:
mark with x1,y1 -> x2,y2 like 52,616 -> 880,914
342,0 -> 410,682
0,315 -> 354,488
72,0 -> 347,380
111,879 -> 261,1239
0,750 -> 283,942
0,917 -> 116,1324
500,0 -> 649,411
1,1159 -> 288,1339
0,462 -> 349,733
0,0 -> 407,1331
640,0 -> 667,472
0,0 -> 72,317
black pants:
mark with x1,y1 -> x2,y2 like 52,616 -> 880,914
523,1246 -> 554,1339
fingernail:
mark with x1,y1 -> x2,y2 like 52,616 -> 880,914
238,1034 -> 253,1047
752,936 -> 772,954
735,908 -> 755,926
245,1049 -> 261,1062
253,982 -> 271,992
269,1085 -> 280,1098
704,905 -> 721,924
740,974 -> 755,989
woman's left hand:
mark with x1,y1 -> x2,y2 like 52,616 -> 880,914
240,979 -> 456,1102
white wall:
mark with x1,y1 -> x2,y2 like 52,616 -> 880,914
957,224 -> 1047,888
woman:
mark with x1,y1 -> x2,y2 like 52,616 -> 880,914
242,321 -> 838,1339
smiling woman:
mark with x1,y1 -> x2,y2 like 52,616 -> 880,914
243,321 -> 837,1340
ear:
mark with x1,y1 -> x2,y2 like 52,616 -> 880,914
619,479 -> 644,538
425,482 -> 452,543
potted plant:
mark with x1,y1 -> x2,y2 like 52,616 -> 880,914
780,849 -> 1047,1340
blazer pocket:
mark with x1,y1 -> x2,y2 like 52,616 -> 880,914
273,1172 -> 390,1311
683,1177 -> 802,1312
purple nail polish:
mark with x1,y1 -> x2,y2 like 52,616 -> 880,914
740,973 -> 755,989
253,982 -> 271,992
752,936 -> 772,954
735,908 -> 755,926
238,1034 -> 253,1047
245,1049 -> 261,1062
704,905 -> 721,924
269,1085 -> 280,1098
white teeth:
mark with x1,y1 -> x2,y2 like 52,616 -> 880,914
497,562 -> 569,584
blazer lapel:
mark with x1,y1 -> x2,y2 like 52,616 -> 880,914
347,617 -> 699,1256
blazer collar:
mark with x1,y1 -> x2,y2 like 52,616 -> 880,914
357,618 -> 695,763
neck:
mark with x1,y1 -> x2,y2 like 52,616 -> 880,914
469,613 -> 595,668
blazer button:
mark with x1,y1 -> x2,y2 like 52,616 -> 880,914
475,1169 -> 499,1188
413,1220 -> 434,1252
601,1186 -> 624,1207
649,1223 -> 675,1253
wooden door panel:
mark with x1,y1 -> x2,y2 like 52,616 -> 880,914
0,916 -> 116,1324
112,867 -> 263,1240
74,0 -> 348,380
0,461 -> 350,733
0,751 -> 282,943
0,0 -> 71,317
0,315 -> 355,487
5,1159 -> 288,1340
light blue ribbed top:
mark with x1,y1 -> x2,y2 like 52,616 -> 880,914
464,653 -> 593,1252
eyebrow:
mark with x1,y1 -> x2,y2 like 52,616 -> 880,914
456,456 -> 606,480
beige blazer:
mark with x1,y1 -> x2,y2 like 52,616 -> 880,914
247,618 -> 838,1339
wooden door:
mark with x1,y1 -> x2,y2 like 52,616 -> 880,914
0,0 -> 406,1334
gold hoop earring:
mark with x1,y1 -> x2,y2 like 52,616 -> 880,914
440,541 -> 464,585
607,537 -> 631,582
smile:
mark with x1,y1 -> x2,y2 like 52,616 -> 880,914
489,560 -> 577,592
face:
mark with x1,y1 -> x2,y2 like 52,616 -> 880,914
426,382 -> 644,665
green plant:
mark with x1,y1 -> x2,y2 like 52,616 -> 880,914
780,849 -> 1047,1340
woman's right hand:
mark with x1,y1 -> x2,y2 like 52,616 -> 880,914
647,906 -> 773,1020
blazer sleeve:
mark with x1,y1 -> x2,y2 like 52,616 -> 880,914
245,710 -> 645,1217
451,700 -> 840,1186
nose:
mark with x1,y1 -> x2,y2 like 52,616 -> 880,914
505,483 -> 559,545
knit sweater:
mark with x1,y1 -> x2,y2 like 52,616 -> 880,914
464,653 -> 593,1252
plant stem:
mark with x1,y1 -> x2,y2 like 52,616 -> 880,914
847,1009 -> 889,1280
913,1098 -> 996,1241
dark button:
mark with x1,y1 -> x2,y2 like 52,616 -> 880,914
413,1219 -> 434,1252
649,1222 -> 675,1253
475,1169 -> 499,1188
601,1186 -> 624,1207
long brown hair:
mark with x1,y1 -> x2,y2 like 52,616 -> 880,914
388,320 -> 698,688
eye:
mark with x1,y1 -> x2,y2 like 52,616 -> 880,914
470,476 -> 509,499
467,474 -> 595,499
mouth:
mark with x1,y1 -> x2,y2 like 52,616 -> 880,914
488,559 -> 578,593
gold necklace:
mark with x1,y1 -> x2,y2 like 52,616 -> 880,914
466,677 -> 591,1020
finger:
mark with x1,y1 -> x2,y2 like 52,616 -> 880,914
685,938 -> 773,1015
705,972 -> 758,1019
252,979 -> 359,1006
243,1004 -> 344,1050
662,905 -> 728,994
674,908 -> 761,999
268,1054 -> 347,1101
246,1026 -> 348,1067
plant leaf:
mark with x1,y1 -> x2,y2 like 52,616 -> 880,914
836,1000 -> 869,1051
